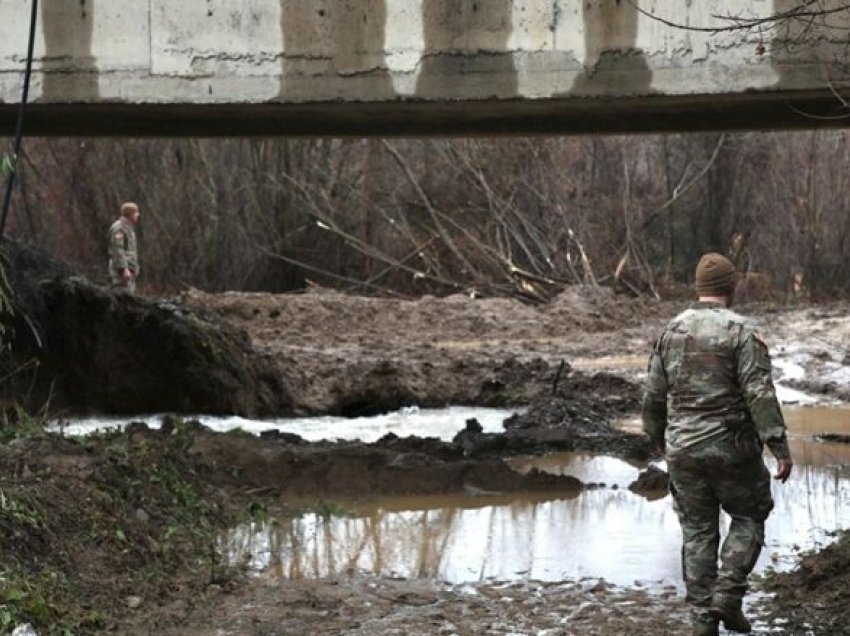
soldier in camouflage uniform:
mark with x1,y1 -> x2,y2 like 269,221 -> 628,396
107,202 -> 141,294
642,253 -> 793,636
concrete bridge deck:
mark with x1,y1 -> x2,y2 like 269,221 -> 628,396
1,1 -> 848,136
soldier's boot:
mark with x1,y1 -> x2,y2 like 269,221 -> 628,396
709,594 -> 751,633
692,619 -> 719,636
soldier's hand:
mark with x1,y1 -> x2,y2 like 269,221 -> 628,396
774,457 -> 793,483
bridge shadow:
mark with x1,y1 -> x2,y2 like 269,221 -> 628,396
280,1 -> 395,101
415,0 -> 517,100
570,0 -> 655,97
40,0 -> 99,101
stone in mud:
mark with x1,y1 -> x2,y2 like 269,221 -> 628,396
504,395 -> 654,460
452,417 -> 508,457
628,465 -> 670,494
814,433 -> 850,444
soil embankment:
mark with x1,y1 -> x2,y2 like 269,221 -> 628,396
178,285 -> 667,416
0,418 -> 645,632
3,255 -> 850,633
1,241 -> 289,416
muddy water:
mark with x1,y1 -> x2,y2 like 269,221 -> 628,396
53,406 -> 513,441
222,407 -> 850,587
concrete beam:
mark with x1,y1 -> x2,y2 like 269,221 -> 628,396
0,0 -> 848,136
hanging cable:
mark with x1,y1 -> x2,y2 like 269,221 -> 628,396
0,0 -> 39,240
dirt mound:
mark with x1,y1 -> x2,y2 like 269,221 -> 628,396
179,286 -> 668,415
628,465 -> 670,498
0,422 -> 237,632
544,285 -> 660,331
502,376 -> 653,460
1,241 -> 289,416
759,530 -> 850,634
190,425 -> 583,497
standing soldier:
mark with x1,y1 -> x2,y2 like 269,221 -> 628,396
642,252 -> 793,635
107,201 -> 141,294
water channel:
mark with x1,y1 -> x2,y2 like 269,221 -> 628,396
57,396 -> 850,590
213,406 -> 850,589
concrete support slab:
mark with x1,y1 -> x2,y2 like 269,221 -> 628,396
0,0 -> 847,135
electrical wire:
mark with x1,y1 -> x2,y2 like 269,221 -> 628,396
0,0 -> 40,239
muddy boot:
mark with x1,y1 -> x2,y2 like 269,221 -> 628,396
692,619 -> 719,636
709,594 -> 751,633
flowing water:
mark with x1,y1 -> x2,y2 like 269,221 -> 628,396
220,406 -> 850,587
52,405 -> 512,440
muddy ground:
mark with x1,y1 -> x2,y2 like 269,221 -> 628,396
3,285 -> 850,634
177,286 -> 666,416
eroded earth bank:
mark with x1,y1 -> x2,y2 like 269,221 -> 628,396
2,252 -> 850,635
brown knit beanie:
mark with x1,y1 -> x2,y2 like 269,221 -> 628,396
695,252 -> 737,296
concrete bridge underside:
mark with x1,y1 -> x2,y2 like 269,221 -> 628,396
1,1 -> 849,137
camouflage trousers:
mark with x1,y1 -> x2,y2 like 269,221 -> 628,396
109,268 -> 136,295
667,431 -> 774,622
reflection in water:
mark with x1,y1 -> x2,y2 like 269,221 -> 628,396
224,408 -> 850,586
223,489 -> 681,584
508,452 -> 646,486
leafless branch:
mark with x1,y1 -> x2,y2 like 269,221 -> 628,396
642,134 -> 726,230
628,0 -> 850,34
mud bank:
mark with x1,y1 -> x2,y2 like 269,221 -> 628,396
1,415 -> 628,632
3,248 -> 664,417
185,411 -> 642,496
0,422 -> 238,632
1,241 -> 288,416
759,530 -> 850,634
178,286 -> 667,416
4,261 -> 850,633
9,256 -> 849,420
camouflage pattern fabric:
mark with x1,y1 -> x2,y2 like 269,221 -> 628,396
642,302 -> 790,459
641,302 -> 790,624
107,217 -> 139,293
668,431 -> 773,622
108,266 -> 136,294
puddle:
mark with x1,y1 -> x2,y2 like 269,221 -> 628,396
507,452 -> 645,486
222,407 -> 850,587
54,400 -> 850,589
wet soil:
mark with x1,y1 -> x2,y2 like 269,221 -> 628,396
178,286 -> 667,416
1,241 -> 289,416
174,575 -> 692,636
0,423 -> 238,633
189,422 -> 587,498
0,422 -> 673,633
758,530 -> 850,635
3,277 -> 850,634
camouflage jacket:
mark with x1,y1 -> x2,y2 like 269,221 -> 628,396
107,217 -> 139,274
642,302 -> 790,459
